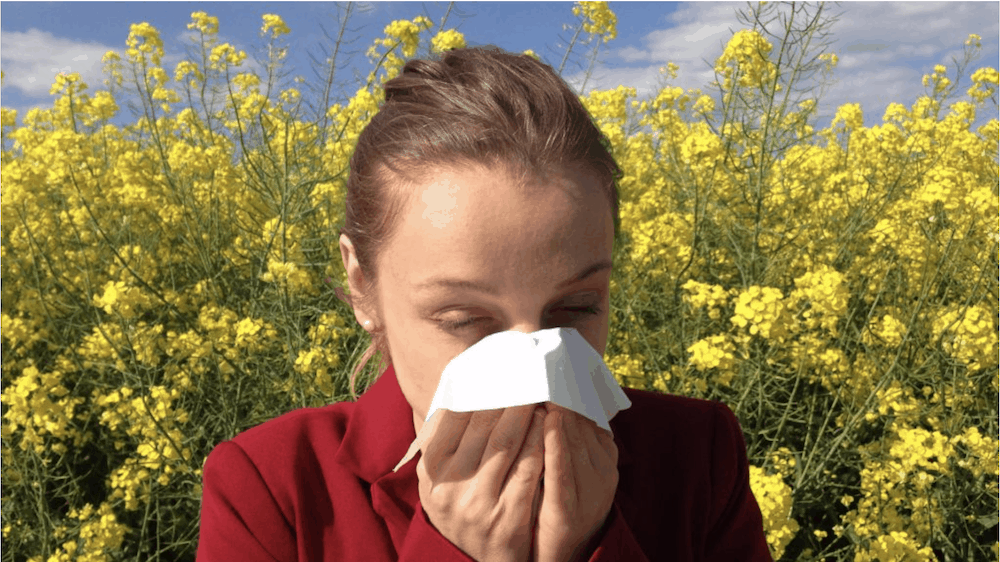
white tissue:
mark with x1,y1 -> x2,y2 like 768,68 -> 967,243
392,327 -> 632,472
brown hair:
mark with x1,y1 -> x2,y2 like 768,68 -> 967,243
335,45 -> 623,396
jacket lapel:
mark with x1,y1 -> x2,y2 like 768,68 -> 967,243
333,366 -> 420,553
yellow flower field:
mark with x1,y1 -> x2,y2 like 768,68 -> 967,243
2,3 -> 997,560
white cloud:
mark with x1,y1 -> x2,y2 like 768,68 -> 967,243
684,23 -> 734,44
565,3 -> 746,99
838,50 -> 899,71
618,46 -> 649,63
1,28 -> 117,96
566,64 -> 667,98
0,24 -> 270,125
578,1 -> 998,129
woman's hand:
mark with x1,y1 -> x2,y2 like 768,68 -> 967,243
417,405 -> 547,562
532,406 -> 619,562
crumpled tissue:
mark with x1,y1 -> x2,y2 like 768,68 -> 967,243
393,327 -> 632,472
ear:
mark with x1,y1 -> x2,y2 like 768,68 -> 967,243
339,233 -> 374,328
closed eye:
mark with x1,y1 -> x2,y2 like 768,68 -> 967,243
437,305 -> 603,332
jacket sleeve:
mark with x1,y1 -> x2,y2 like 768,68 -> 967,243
586,501 -> 651,561
196,441 -> 297,562
395,502 -> 479,561
703,403 -> 774,561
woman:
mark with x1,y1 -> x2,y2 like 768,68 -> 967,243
196,46 -> 772,561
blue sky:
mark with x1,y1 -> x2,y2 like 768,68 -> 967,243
2,1 -> 998,132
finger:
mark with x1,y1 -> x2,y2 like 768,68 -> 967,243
556,409 -> 591,465
450,408 -> 505,475
561,411 -> 591,498
543,407 -> 575,509
422,409 -> 473,468
502,405 -> 546,506
477,404 -> 539,495
481,404 -> 537,464
578,416 -> 616,474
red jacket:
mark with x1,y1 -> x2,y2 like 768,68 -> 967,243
196,365 -> 773,561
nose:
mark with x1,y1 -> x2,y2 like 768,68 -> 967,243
506,315 -> 565,335
507,320 -> 544,334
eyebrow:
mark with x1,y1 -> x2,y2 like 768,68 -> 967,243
415,259 -> 613,295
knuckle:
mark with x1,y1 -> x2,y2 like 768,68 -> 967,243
487,420 -> 522,454
469,409 -> 502,432
422,443 -> 446,466
458,492 -> 487,521
513,450 -> 543,482
419,450 -> 447,478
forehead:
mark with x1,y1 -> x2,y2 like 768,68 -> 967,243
382,163 -> 612,286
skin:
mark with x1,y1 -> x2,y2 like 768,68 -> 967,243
340,162 -> 619,562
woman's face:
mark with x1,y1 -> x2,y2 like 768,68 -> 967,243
340,162 -> 615,435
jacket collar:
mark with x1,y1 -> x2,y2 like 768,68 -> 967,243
334,364 -> 633,486
334,364 -> 417,484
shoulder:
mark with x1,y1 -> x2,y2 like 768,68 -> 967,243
232,401 -> 355,455
203,400 -> 357,486
608,388 -> 766,558
613,386 -> 740,441
610,387 -> 747,477
197,401 -> 361,560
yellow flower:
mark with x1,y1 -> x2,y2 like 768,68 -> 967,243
188,11 -> 219,35
431,29 -> 466,53
208,43 -> 246,69
833,102 -> 864,130
605,351 -> 646,389
791,265 -> 848,335
731,286 -> 790,340
968,67 -> 999,104
818,52 -> 838,71
749,465 -> 800,559
125,22 -> 164,65
686,334 -> 736,382
174,60 -> 201,83
932,304 -> 997,371
261,14 -> 290,37
715,29 -> 777,90
863,314 -> 907,348
573,1 -> 618,43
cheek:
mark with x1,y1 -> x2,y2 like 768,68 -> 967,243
383,314 -> 448,420
393,362 -> 440,422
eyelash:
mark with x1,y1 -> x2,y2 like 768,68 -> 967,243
438,306 -> 603,331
